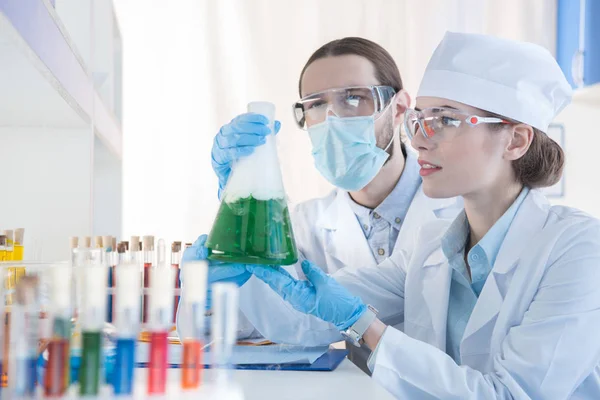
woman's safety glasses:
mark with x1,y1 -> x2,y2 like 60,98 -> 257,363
404,107 -> 510,141
293,85 -> 396,130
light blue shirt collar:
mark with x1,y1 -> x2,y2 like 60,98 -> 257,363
441,187 -> 530,291
347,150 -> 421,226
477,187 -> 530,266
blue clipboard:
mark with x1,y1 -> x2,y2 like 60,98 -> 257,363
135,348 -> 348,372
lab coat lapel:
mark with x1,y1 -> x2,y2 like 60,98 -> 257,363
316,190 -> 376,268
461,190 -> 550,346
394,185 -> 461,256
419,247 -> 452,350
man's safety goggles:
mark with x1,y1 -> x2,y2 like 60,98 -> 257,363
293,85 -> 396,130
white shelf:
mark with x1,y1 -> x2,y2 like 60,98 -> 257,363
0,0 -> 122,158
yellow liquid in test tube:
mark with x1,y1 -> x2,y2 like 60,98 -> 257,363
14,244 -> 24,282
13,229 -> 25,282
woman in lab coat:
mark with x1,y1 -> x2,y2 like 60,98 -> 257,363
193,38 -> 461,354
240,32 -> 600,399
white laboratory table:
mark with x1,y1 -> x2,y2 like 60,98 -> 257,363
135,359 -> 395,400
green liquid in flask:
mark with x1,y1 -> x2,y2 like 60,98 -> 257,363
207,196 -> 298,265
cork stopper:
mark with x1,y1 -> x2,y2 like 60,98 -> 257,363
171,241 -> 182,253
102,236 -> 112,250
3,230 -> 14,243
0,235 -> 6,246
81,236 -> 92,248
142,235 -> 154,251
14,228 -> 24,245
111,237 -> 117,251
117,242 -> 127,254
130,236 -> 140,252
121,241 -> 129,251
16,276 -> 39,305
93,236 -> 103,248
69,236 -> 79,249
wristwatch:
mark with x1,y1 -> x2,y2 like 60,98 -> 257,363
341,304 -> 379,347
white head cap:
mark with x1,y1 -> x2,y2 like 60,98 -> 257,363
417,32 -> 572,133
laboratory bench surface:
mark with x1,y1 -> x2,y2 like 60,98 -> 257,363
135,359 -> 395,400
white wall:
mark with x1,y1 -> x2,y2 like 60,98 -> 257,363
552,97 -> 600,218
0,127 -> 93,261
114,0 -> 559,243
93,135 -> 122,238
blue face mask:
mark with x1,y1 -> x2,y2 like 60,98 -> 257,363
308,114 -> 392,191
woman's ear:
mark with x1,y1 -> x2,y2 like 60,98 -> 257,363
505,124 -> 534,161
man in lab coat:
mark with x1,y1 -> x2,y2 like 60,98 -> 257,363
184,37 -> 460,372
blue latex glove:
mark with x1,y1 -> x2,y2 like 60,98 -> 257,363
247,261 -> 367,331
181,234 -> 252,310
212,113 -> 281,198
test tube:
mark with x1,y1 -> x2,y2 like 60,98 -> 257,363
211,283 -> 239,385
3,230 -> 14,306
147,265 -> 175,395
112,262 -> 141,395
180,261 -> 208,390
10,276 -> 39,396
44,264 -> 72,397
13,229 -> 24,281
157,238 -> 166,266
130,236 -> 141,264
172,241 -> 182,324
3,230 -> 14,261
117,242 -> 128,264
103,236 -> 115,323
0,264 -> 5,393
0,235 -> 6,261
142,235 -> 155,324
130,236 -> 142,326
79,263 -> 108,396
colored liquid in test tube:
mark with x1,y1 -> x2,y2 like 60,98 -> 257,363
44,264 -> 72,397
103,236 -> 115,324
0,235 -> 6,261
147,261 -> 175,395
13,229 -> 25,281
79,263 -> 108,396
111,262 -> 141,395
180,261 -> 208,390
142,236 -> 155,324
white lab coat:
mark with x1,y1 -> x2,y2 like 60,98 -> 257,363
333,189 -> 600,399
292,182 -> 461,274
238,184 -> 462,344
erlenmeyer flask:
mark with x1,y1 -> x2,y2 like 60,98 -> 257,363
206,102 -> 298,266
